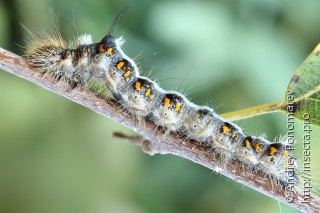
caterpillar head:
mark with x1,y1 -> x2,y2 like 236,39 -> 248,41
27,45 -> 64,69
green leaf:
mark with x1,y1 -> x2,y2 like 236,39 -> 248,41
285,44 -> 320,127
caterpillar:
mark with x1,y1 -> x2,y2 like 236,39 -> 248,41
25,9 -> 295,185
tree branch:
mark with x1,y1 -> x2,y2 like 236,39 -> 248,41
0,47 -> 319,213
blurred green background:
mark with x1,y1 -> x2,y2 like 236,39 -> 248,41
0,0 -> 320,212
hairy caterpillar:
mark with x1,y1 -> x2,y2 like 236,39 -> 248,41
25,9 -> 295,186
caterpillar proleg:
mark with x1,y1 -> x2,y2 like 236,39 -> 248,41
25,8 -> 295,189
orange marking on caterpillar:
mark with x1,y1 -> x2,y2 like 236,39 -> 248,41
222,125 -> 230,134
164,97 -> 170,107
98,43 -> 104,52
245,139 -> 251,148
231,132 -> 236,139
106,47 -> 113,55
135,81 -> 141,91
117,61 -> 125,69
145,88 -> 151,96
123,71 -> 131,77
269,146 -> 277,155
254,143 -> 261,152
174,103 -> 181,112
281,150 -> 289,160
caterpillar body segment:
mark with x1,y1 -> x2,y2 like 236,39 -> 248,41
182,106 -> 225,145
151,92 -> 192,132
214,121 -> 245,151
259,143 -> 289,170
117,76 -> 164,120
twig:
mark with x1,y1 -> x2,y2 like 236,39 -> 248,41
0,47 -> 319,213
